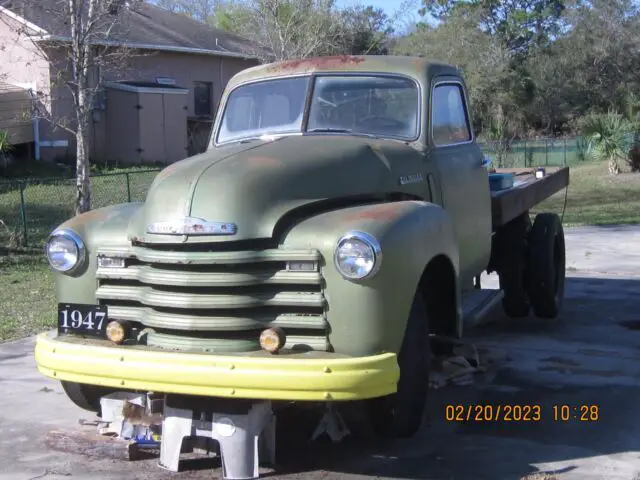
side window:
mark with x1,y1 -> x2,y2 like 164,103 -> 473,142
226,95 -> 257,131
431,83 -> 471,146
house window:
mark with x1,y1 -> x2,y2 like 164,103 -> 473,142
194,81 -> 213,117
431,83 -> 472,146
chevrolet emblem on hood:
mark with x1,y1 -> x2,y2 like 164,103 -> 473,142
146,217 -> 238,236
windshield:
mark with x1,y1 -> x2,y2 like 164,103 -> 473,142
216,75 -> 420,144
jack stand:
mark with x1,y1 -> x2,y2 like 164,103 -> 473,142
159,396 -> 276,480
310,403 -> 350,443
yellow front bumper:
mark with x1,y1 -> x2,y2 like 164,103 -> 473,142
35,331 -> 399,401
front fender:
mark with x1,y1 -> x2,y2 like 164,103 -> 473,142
48,202 -> 143,304
281,201 -> 460,357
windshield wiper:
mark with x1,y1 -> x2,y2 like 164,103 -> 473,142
307,128 -> 380,139
307,128 -> 353,133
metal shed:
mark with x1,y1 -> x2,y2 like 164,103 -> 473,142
104,81 -> 189,165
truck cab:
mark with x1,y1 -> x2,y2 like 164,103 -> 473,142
35,55 -> 567,440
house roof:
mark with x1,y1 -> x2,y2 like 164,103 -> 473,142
0,0 -> 260,60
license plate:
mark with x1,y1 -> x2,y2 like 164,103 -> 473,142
58,303 -> 109,338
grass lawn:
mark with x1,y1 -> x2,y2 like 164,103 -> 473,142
0,167 -> 160,248
0,160 -> 639,343
0,251 -> 55,342
532,161 -> 640,226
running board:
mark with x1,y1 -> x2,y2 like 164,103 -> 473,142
462,288 -> 504,327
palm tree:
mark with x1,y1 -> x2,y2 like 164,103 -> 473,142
581,110 -> 635,174
0,130 -> 13,171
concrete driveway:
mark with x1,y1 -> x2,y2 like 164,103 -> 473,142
2,225 -> 640,480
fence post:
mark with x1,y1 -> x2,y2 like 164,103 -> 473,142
19,182 -> 28,247
126,173 -> 131,202
564,139 -> 567,166
545,139 -> 549,165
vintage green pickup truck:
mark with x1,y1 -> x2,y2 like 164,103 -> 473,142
35,55 -> 569,439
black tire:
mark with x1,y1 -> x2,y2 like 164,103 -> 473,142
366,292 -> 430,439
61,381 -> 116,413
526,212 -> 566,318
497,213 -> 532,318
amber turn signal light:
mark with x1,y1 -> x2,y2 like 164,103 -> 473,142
259,327 -> 286,353
106,320 -> 127,344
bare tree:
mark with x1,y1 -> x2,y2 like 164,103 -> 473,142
216,0 -> 345,62
0,0 -> 142,214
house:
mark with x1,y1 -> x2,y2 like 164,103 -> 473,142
0,81 -> 33,146
0,0 -> 261,164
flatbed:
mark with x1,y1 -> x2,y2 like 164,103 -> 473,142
490,166 -> 570,229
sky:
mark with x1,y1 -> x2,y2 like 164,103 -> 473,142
335,0 -> 425,26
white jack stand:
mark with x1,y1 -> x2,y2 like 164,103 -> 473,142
310,403 -> 350,443
159,397 -> 276,480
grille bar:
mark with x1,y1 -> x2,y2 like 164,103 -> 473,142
108,306 -> 327,331
97,265 -> 322,287
96,285 -> 325,309
97,247 -> 320,265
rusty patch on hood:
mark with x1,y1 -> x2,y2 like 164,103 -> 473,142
268,55 -> 365,73
244,156 -> 285,169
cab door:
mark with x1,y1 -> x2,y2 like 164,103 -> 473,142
427,77 -> 492,286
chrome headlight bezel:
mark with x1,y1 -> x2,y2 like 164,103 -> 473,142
333,230 -> 382,280
44,229 -> 86,274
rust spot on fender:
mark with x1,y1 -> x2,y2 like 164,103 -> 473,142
155,163 -> 180,181
343,202 -> 408,223
73,208 -> 109,223
268,56 -> 366,73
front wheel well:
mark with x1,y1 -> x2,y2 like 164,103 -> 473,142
417,255 -> 457,338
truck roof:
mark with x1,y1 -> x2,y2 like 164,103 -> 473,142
226,55 -> 462,88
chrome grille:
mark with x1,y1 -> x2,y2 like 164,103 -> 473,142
95,243 -> 328,353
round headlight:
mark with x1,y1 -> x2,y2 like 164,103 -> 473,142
45,229 -> 86,273
334,231 -> 382,280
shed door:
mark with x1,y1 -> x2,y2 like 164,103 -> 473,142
138,92 -> 188,164
162,93 -> 188,163
138,93 -> 165,163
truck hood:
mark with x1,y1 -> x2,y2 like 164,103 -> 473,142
130,135 -> 410,243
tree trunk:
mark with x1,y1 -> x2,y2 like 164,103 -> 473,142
75,100 -> 92,215
608,157 -> 620,175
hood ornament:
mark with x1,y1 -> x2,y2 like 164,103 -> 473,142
147,217 -> 238,236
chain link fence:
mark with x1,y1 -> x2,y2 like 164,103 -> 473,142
478,137 -> 590,168
0,169 -> 160,249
